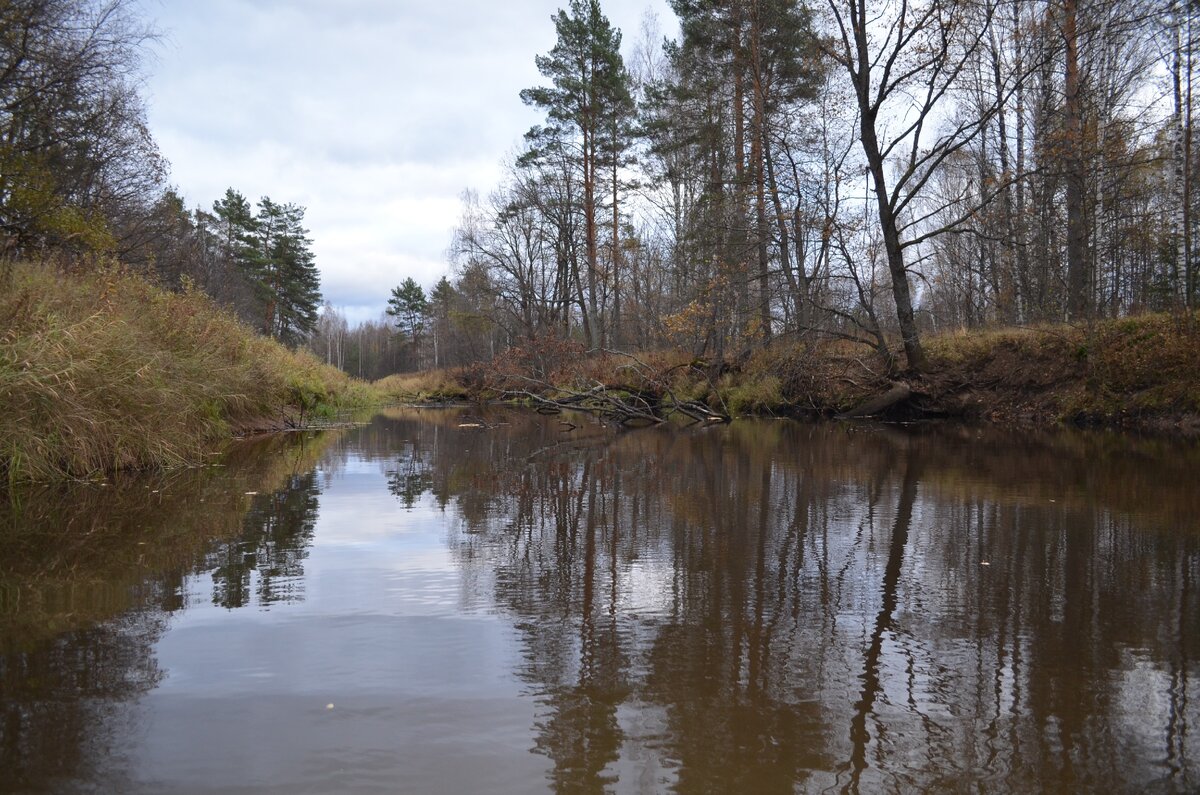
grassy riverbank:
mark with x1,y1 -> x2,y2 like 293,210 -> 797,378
379,314 -> 1200,435
0,262 -> 375,482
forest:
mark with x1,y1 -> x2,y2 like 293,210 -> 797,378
315,0 -> 1194,380
1,0 -> 1195,383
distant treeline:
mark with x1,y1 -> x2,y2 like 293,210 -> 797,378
0,0 -> 321,344
339,0 -> 1197,377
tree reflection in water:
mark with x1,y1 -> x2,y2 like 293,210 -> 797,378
0,610 -> 166,792
389,408 -> 1200,793
205,472 -> 321,609
1,410 -> 1197,793
0,432 -> 330,791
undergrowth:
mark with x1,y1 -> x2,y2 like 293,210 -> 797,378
375,314 -> 1200,433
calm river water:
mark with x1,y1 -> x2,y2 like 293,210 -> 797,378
1,407 -> 1198,793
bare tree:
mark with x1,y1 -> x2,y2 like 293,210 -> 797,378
0,0 -> 163,256
823,0 -> 1017,371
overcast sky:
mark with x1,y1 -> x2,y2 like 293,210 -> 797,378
142,0 -> 675,325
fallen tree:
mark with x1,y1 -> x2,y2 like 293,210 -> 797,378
836,381 -> 913,419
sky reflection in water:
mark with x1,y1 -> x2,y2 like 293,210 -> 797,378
1,408 -> 1198,793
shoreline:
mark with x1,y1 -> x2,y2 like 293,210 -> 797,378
378,314 -> 1200,441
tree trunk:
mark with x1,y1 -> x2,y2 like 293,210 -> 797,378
991,26 -> 1017,323
1188,8 -> 1195,310
750,9 -> 771,341
583,123 -> 599,348
732,0 -> 749,343
846,0 -> 928,372
611,139 -> 621,348
1013,0 -> 1028,320
1064,0 -> 1088,320
764,132 -> 805,329
860,118 -> 927,371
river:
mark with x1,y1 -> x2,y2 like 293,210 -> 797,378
1,407 -> 1197,793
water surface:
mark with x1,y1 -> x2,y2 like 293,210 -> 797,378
2,409 -> 1198,793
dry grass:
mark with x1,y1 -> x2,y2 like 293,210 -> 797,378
920,314 -> 1200,425
375,368 -> 471,401
0,261 -> 376,482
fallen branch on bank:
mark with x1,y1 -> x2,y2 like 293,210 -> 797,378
505,383 -> 664,426
591,349 -> 730,425
499,368 -> 729,428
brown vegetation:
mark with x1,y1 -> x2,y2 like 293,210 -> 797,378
0,262 -> 376,482
379,315 -> 1200,435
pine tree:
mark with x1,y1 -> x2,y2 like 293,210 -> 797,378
211,188 -> 260,273
521,0 -> 634,348
272,203 -> 321,345
387,277 -> 429,365
429,276 -> 456,368
250,197 -> 321,345
663,0 -> 818,346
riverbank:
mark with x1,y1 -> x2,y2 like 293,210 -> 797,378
5,261 -> 1196,484
0,262 -> 376,482
377,314 -> 1200,436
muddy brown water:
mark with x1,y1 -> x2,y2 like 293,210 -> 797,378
1,407 -> 1198,793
